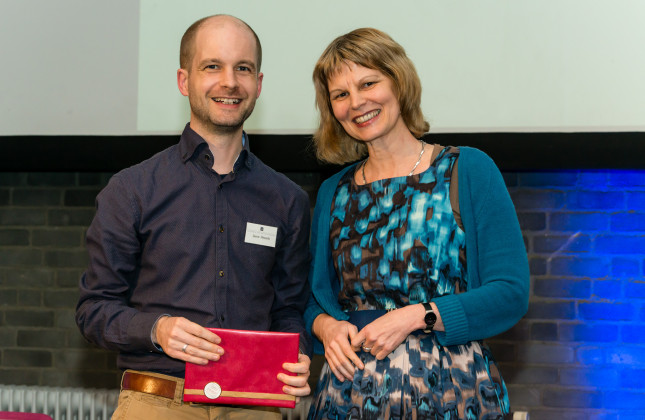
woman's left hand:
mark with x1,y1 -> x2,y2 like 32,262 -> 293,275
351,305 -> 426,360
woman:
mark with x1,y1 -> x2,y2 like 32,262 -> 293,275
304,28 -> 530,419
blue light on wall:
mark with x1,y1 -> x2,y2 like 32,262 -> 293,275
500,169 -> 645,417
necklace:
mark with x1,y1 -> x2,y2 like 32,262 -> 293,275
362,141 -> 425,184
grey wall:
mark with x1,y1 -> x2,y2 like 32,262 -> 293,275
0,0 -> 139,135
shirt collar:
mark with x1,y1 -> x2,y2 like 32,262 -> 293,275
178,123 -> 254,170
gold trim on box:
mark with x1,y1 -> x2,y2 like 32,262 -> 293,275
184,388 -> 296,401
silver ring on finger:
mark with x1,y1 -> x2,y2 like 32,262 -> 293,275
182,343 -> 189,353
362,346 -> 371,352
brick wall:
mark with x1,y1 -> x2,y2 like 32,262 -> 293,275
1,169 -> 644,418
0,172 -> 117,387
488,170 -> 645,419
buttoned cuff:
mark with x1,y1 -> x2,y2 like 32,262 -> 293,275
150,314 -> 171,353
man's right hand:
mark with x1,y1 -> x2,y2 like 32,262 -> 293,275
154,316 -> 224,364
312,314 -> 363,382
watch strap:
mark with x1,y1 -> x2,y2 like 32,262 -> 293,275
422,302 -> 437,333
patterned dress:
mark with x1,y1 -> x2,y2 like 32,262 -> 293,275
308,146 -> 510,420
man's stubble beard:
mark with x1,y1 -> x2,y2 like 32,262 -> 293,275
189,96 -> 257,135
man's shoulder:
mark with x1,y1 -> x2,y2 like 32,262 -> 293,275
103,144 -> 181,199
113,144 -> 181,180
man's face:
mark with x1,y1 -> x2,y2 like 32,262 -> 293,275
178,18 -> 263,136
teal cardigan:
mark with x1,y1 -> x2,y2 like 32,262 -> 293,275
304,147 -> 530,354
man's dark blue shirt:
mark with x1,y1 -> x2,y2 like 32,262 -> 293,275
76,124 -> 312,376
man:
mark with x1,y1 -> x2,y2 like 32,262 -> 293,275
76,15 -> 312,419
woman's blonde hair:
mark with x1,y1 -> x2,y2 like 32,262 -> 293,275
312,28 -> 429,165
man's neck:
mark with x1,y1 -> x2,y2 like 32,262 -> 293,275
190,122 -> 245,175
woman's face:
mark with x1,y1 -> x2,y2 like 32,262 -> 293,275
327,61 -> 407,146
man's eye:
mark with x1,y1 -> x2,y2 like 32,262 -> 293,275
237,66 -> 251,72
205,64 -> 219,70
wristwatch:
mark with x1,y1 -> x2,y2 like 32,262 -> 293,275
422,302 -> 437,333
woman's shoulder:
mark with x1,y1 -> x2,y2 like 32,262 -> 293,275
451,146 -> 501,185
320,163 -> 359,189
456,146 -> 496,168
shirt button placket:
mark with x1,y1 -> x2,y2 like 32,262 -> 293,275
214,176 -> 227,328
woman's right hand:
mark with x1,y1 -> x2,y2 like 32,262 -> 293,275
312,314 -> 364,381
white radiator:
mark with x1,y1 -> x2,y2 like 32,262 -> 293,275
0,385 -> 312,420
2,387 -> 530,420
0,385 -> 119,420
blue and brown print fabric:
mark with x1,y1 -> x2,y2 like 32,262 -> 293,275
308,146 -> 510,420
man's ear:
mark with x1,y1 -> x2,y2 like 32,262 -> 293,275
177,69 -> 189,97
256,72 -> 263,99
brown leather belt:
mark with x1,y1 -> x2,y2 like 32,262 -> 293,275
121,370 -> 180,400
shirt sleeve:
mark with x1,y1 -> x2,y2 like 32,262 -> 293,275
433,148 -> 530,346
75,174 -> 163,353
268,187 -> 313,356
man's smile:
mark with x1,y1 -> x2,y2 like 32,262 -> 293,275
212,97 -> 241,105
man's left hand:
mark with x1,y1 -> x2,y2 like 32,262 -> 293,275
278,353 -> 311,402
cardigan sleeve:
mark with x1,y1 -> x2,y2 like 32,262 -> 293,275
304,187 -> 329,354
432,147 -> 530,346
304,166 -> 354,354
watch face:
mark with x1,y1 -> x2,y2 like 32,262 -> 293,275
424,311 -> 437,327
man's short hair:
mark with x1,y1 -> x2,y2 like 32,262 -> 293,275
179,14 -> 262,73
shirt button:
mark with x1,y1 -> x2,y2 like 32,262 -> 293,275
220,315 -> 225,322
219,270 -> 224,277
219,225 -> 224,233
204,154 -> 210,161
218,184 -> 223,190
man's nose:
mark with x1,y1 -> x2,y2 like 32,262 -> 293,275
220,67 -> 238,89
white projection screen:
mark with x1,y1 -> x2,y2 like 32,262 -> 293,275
1,0 -> 645,136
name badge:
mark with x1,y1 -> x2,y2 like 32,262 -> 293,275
244,222 -> 277,248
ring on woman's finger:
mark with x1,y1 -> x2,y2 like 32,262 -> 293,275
182,343 -> 189,353
362,346 -> 372,352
